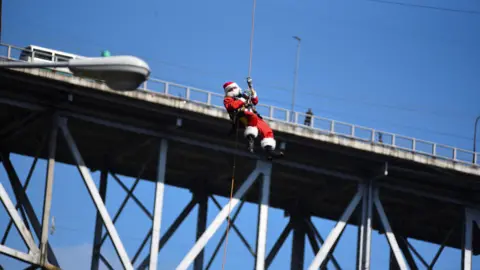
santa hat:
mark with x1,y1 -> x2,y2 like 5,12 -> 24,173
223,81 -> 239,94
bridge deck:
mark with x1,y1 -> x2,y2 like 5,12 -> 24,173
0,67 -> 479,253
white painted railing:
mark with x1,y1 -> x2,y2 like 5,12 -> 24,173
1,43 -> 478,166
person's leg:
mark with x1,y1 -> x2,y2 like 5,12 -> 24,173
256,118 -> 276,149
256,118 -> 283,158
243,112 -> 259,152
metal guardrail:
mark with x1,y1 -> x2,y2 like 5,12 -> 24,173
1,43 -> 478,166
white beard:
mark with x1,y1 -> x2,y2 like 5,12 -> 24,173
225,84 -> 241,97
227,88 -> 240,97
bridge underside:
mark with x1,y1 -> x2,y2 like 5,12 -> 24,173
1,68 -> 480,269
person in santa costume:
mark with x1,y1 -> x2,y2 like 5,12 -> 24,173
223,80 -> 283,158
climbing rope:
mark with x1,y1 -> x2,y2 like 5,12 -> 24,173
221,0 -> 257,269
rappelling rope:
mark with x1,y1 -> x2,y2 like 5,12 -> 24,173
221,0 -> 257,269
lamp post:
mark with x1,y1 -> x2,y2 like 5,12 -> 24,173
473,115 -> 480,163
291,36 -> 301,123
0,55 -> 150,91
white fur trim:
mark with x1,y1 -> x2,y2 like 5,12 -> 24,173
261,137 -> 276,149
224,82 -> 239,92
244,126 -> 258,138
224,82 -> 240,96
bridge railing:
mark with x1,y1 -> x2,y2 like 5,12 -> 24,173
0,43 -> 478,166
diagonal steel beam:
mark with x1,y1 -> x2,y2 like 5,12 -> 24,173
0,183 -> 38,253
91,170 -> 108,270
265,221 -> 292,269
395,237 -> 418,270
205,200 -> 247,270
131,228 -> 151,265
305,218 -> 342,270
373,189 -> 408,270
0,244 -> 40,265
59,118 -> 133,270
111,173 -> 152,219
308,186 -> 363,270
210,195 -> 256,256
429,228 -> 454,268
98,156 -> 155,247
176,164 -> 262,270
404,240 -> 428,268
100,254 -> 115,270
2,135 -> 44,245
0,153 -> 60,266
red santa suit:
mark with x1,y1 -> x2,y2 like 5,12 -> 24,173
223,81 -> 277,150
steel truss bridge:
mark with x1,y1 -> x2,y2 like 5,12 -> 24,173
1,43 -> 480,269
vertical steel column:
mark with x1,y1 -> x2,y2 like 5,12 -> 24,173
194,189 -> 208,270
255,161 -> 272,270
356,186 -> 366,270
59,118 -> 133,270
137,197 -> 199,270
91,170 -> 108,270
290,214 -> 306,270
39,115 -> 58,266
149,139 -> 168,270
463,208 -> 474,270
357,181 -> 373,270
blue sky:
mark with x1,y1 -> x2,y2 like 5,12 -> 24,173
1,0 -> 480,269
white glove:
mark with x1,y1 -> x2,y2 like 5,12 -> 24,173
238,97 -> 247,103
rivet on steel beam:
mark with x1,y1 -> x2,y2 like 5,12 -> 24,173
176,118 -> 183,127
384,161 -> 388,176
279,141 -> 286,150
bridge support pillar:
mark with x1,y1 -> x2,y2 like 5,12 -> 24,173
357,180 -> 373,270
39,114 -> 59,267
194,182 -> 208,270
290,212 -> 306,270
255,161 -> 272,270
149,139 -> 168,270
462,208 -> 480,270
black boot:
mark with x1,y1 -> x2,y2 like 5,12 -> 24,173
264,146 -> 284,160
246,135 -> 255,153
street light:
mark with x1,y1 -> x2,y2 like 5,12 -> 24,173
0,55 -> 151,91
473,115 -> 480,163
292,36 -> 301,123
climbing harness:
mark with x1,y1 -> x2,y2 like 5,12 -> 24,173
221,0 -> 257,269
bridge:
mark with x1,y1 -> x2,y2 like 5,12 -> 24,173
1,43 -> 480,270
